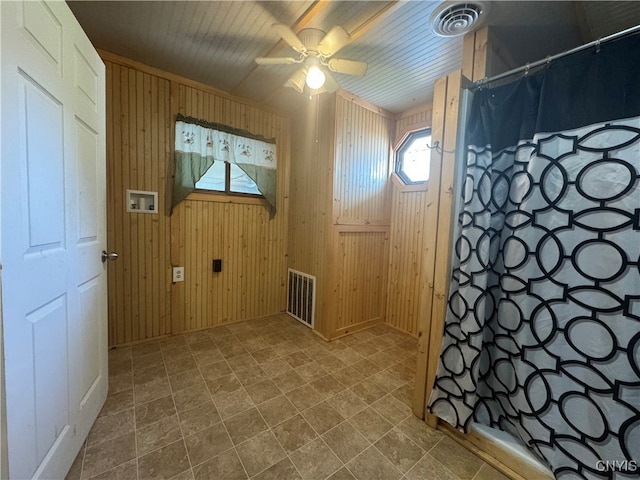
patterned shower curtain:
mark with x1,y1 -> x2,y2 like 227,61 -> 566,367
428,33 -> 640,479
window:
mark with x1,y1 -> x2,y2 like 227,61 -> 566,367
394,128 -> 432,185
195,162 -> 261,196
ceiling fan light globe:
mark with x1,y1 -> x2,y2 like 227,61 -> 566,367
305,66 -> 325,89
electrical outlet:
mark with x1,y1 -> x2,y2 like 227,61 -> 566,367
172,266 -> 185,282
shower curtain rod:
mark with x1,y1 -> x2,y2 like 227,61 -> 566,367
471,23 -> 640,89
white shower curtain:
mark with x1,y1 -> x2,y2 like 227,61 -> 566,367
428,33 -> 640,479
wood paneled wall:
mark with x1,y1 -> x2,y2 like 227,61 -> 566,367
104,52 -> 290,346
385,104 -> 433,336
106,62 -> 173,345
171,84 -> 290,333
288,96 -> 335,334
333,94 -> 393,222
326,94 -> 394,338
288,92 -> 394,339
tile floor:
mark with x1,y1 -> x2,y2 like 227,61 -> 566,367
66,314 -> 508,480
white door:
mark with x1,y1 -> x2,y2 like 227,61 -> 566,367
0,1 -> 107,478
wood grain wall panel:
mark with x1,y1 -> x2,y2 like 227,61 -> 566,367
385,189 -> 429,335
105,53 -> 290,346
394,104 -> 432,144
334,230 -> 389,335
288,96 -> 335,336
333,93 -> 394,223
171,84 -> 290,333
105,61 -> 173,346
385,104 -> 433,336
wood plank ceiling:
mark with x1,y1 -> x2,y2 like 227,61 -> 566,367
68,1 -> 640,114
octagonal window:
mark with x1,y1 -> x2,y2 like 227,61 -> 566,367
395,129 -> 431,184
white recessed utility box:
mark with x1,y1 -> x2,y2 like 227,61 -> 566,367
127,189 -> 158,214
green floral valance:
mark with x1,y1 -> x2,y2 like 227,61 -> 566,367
172,114 -> 277,216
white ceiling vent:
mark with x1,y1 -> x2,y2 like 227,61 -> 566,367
430,2 -> 489,37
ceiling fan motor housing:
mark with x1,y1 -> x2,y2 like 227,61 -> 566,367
297,28 -> 326,55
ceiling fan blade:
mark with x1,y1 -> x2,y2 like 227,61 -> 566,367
255,57 -> 299,65
327,58 -> 368,76
317,26 -> 350,57
322,70 -> 340,93
273,24 -> 306,54
284,68 -> 307,94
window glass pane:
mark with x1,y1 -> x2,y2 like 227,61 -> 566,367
229,163 -> 260,195
195,161 -> 226,191
398,132 -> 431,183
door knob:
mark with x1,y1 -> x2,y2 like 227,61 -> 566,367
102,251 -> 118,262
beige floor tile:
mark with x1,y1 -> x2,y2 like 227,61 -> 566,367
371,395 -> 411,425
250,347 -> 280,364
396,415 -> 443,452
349,407 -> 393,443
133,363 -> 168,386
169,368 -> 206,392
327,467 -> 357,480
109,371 -> 133,395
134,377 -> 172,405
138,439 -> 191,479
87,408 -> 135,446
165,355 -> 198,376
284,351 -> 313,368
272,414 -> 317,453
257,394 -> 298,427
404,453 -> 461,480
374,428 -> 424,473
227,353 -> 258,372
178,401 -> 221,436
325,390 -> 368,419
136,415 -> 182,456
260,358 -> 293,377
132,342 -> 161,359
295,363 -> 328,383
474,463 -> 511,480
81,432 -> 136,479
75,316 -> 500,480
133,352 -> 164,372
350,379 -> 387,405
214,389 -> 255,419
302,402 -> 345,435
191,448 -> 248,479
428,436 -> 484,479
346,446 -> 402,480
199,360 -> 232,381
135,395 -> 176,428
223,407 -> 268,445
310,375 -> 345,398
332,367 -> 365,388
270,370 -> 306,393
245,379 -> 282,404
286,385 -> 323,411
235,365 -> 269,386
289,438 -> 343,480
252,457 -> 302,480
236,430 -> 287,477
162,345 -> 193,363
88,459 -> 137,480
206,373 -> 242,398
173,383 -> 211,413
322,421 -> 370,463
184,423 -> 233,466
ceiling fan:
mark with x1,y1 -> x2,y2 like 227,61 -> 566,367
255,24 -> 368,95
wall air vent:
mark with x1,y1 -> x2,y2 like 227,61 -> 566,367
430,2 -> 489,37
287,269 -> 316,329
